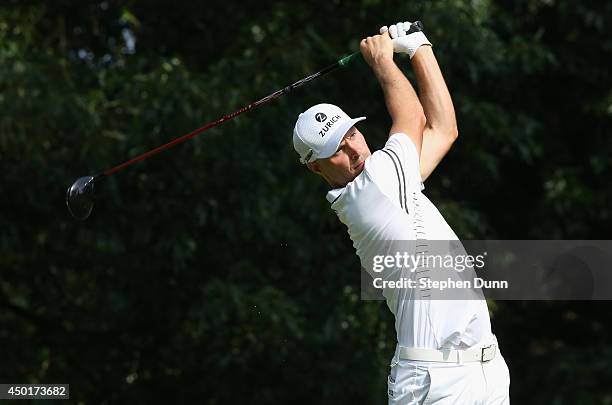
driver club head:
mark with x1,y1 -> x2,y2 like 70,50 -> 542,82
66,176 -> 97,220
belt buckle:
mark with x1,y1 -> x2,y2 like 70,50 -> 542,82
480,344 -> 496,362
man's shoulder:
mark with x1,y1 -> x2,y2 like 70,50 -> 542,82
365,133 -> 424,196
367,134 -> 418,175
383,133 -> 420,156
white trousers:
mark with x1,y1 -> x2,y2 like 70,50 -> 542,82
387,343 -> 510,404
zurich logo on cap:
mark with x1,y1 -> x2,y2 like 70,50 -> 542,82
315,113 -> 327,123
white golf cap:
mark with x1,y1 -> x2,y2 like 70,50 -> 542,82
293,103 -> 366,164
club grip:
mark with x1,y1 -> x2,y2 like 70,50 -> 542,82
338,52 -> 361,67
408,20 -> 424,35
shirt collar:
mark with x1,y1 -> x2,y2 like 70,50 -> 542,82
326,187 -> 344,204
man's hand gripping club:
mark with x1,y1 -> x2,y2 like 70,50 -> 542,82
380,21 -> 432,59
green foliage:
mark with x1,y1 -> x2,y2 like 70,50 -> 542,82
1,0 -> 611,403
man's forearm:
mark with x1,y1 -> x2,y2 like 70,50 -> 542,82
410,46 -> 458,139
373,58 -> 426,150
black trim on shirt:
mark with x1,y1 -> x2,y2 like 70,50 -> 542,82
386,149 -> 409,211
381,149 -> 407,212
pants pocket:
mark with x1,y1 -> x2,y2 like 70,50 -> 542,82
388,363 -> 430,404
421,367 -> 435,404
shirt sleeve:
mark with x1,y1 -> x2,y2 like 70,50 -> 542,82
364,133 -> 424,208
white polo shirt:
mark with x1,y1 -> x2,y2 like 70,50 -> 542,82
326,133 -> 492,358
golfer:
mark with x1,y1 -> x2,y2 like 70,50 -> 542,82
292,22 -> 510,404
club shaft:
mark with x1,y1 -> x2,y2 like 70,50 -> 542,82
102,54 -> 359,177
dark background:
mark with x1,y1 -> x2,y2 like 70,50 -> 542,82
1,0 -> 611,403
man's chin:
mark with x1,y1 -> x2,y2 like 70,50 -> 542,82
343,169 -> 363,186
350,162 -> 365,179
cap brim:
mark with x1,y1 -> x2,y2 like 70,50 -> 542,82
318,117 -> 366,160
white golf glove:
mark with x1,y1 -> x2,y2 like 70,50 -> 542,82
380,21 -> 431,59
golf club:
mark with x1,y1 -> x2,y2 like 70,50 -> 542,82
66,22 -> 424,220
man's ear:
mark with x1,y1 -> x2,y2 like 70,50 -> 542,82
306,161 -> 321,175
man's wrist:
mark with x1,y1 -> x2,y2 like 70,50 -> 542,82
371,56 -> 396,75
410,43 -> 433,64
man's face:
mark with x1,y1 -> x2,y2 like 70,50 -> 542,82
308,126 -> 371,188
